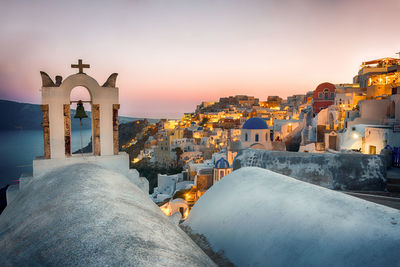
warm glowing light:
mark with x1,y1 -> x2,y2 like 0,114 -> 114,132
160,205 -> 171,216
183,208 -> 189,219
352,132 -> 359,139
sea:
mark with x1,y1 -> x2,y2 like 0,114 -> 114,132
0,129 -> 92,188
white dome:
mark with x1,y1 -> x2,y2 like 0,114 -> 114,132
0,163 -> 214,266
184,167 -> 400,266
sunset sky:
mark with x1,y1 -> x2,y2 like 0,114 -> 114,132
1,0 -> 400,118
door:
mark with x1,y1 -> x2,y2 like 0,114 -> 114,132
369,145 -> 376,155
329,135 -> 337,150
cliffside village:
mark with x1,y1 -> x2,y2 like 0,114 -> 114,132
124,55 -> 400,211
2,57 -> 400,266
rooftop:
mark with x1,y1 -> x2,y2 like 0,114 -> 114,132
0,163 -> 214,266
242,117 -> 268,130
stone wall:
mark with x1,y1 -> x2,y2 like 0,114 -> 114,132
233,149 -> 386,191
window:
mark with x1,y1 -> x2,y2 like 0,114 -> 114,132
330,92 -> 334,99
318,92 -> 323,99
324,89 -> 329,100
245,133 -> 248,141
255,134 -> 259,142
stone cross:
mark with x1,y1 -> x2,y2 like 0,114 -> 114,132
71,59 -> 90,74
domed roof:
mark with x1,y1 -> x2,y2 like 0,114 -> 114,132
242,117 -> 268,130
0,163 -> 214,266
184,167 -> 400,267
215,157 -> 230,169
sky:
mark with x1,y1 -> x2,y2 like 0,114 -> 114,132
0,0 -> 400,118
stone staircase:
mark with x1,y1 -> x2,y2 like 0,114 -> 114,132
387,168 -> 400,193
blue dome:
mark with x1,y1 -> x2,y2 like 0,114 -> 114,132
242,118 -> 268,130
215,158 -> 230,169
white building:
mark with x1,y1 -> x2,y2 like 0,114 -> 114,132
337,124 -> 400,154
240,117 -> 272,150
365,126 -> 400,154
273,119 -> 301,141
171,138 -> 198,152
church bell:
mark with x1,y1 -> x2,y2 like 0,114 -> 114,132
74,100 -> 88,120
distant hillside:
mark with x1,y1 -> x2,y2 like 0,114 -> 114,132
0,100 -> 158,130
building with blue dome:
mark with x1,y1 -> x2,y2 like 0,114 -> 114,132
242,117 -> 269,130
214,157 -> 230,168
213,157 -> 232,184
241,117 -> 272,150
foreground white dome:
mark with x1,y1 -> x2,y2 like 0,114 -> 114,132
184,167 -> 400,266
0,163 -> 214,266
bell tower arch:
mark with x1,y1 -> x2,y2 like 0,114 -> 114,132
40,60 -> 120,159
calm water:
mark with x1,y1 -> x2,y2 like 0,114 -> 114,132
0,129 -> 92,188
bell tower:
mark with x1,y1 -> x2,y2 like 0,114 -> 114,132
38,60 -> 120,159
